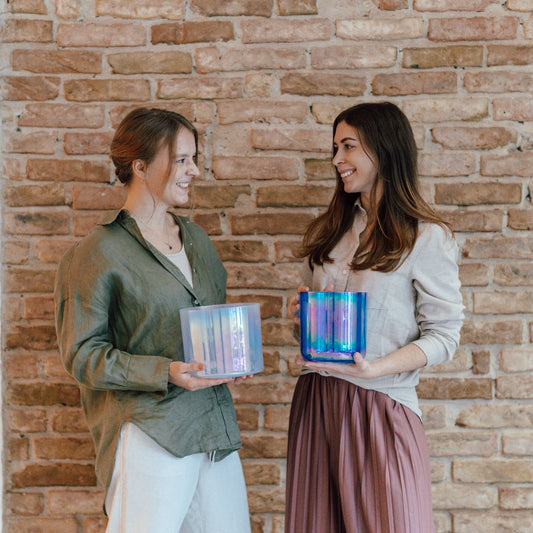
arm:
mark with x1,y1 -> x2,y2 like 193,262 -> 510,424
300,225 -> 464,379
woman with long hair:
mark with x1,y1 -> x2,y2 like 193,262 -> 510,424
55,108 -> 252,533
285,102 -> 464,533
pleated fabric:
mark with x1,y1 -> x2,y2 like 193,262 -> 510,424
285,373 -> 434,533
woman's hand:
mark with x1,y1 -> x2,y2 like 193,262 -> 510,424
168,361 -> 235,391
299,352 -> 378,380
287,286 -> 310,325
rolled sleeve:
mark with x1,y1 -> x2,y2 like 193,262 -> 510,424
410,225 -> 464,367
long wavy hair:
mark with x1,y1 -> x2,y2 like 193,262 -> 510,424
302,102 -> 448,273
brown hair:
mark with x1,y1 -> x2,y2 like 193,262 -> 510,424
110,107 -> 198,185
302,102 -> 448,273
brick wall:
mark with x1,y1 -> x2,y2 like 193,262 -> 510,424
2,0 -> 533,531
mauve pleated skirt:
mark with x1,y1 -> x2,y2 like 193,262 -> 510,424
285,373 -> 434,533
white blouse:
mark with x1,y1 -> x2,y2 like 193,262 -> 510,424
301,204 -> 464,416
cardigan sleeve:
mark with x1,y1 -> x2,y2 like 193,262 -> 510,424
410,224 -> 464,367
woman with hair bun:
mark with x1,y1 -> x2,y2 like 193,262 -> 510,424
55,108 -> 251,533
285,102 -> 464,533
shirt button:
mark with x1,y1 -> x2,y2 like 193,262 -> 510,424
193,299 -> 200,306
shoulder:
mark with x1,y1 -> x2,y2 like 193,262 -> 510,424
412,222 -> 458,263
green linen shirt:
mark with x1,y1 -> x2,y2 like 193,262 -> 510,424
54,209 -> 241,491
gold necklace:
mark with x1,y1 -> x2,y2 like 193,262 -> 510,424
136,216 -> 174,251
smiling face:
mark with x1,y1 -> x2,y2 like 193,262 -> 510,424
332,121 -> 380,209
143,128 -> 199,207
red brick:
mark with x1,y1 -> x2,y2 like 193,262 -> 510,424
278,0 -> 317,15
247,487 -> 286,513
3,241 -> 30,264
372,72 -> 456,95
474,291 -> 533,314
1,76 -> 60,100
281,72 -> 365,96
508,209 -> 533,230
465,71 -> 533,93
6,492 -> 44,516
435,182 -> 521,206
472,350 -> 490,375
190,0 -> 273,16
57,22 -> 146,47
72,184 -> 126,210
152,21 -> 234,44
403,45 -> 483,68
4,267 -> 55,292
23,295 -> 55,319
50,408 -> 89,433
4,184 -> 65,207
419,153 -> 476,176
427,431 -> 497,456
227,264 -> 301,289
73,211 -> 108,237
158,77 -> 243,99
4,354 -> 39,379
64,132 -> 113,155
18,104 -> 104,128
374,0 -> 408,9
231,212 -> 315,235
460,318 -> 523,344
481,152 -> 533,177
431,126 -> 515,150
108,52 -> 192,74
13,49 -> 102,74
11,463 -> 96,488
257,185 -> 332,207
7,408 -> 47,433
226,294 -> 283,319
1,19 -> 52,42
438,209 -> 503,232
265,405 -> 291,431
28,159 -> 109,183
274,240 -> 301,263
213,156 -> 299,180
109,102 -> 197,128
305,159 -> 336,180
5,324 -> 58,350
458,263 -> 489,286
36,239 -> 75,263
429,17 -> 517,41
213,240 -> 268,262
417,377 -> 492,399
494,263 -> 533,286
493,98 -> 533,122
7,517 -> 79,533
48,489 -> 104,514
242,463 -> 281,485
311,45 -> 396,69
96,0 -> 184,19
191,212 -> 222,235
7,0 -> 46,13
3,131 -> 55,154
488,45 -> 533,66
218,101 -> 307,124
241,434 -> 287,459
3,158 -> 26,181
337,17 -> 424,40
242,18 -> 330,43
191,184 -> 251,208
220,47 -> 306,70
497,375 -> 533,399
34,437 -> 95,460
64,79 -> 150,102
262,321 -> 299,345
252,128 -> 330,152
415,0 -> 491,9
403,97 -> 488,122
7,383 -> 79,407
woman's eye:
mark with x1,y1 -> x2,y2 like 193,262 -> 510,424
177,158 -> 185,164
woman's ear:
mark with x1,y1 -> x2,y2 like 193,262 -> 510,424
132,159 -> 146,179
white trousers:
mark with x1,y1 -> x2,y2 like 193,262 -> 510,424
105,422 -> 251,533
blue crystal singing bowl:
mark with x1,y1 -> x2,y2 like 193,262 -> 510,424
299,291 -> 367,362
